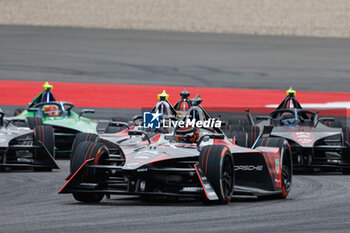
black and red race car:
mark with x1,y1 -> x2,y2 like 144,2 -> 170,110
59,102 -> 292,204
231,88 -> 350,173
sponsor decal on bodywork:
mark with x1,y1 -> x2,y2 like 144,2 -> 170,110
235,165 -> 263,171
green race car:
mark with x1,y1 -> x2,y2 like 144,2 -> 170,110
8,82 -> 109,155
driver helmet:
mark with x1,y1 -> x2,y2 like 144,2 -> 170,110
280,113 -> 295,126
175,127 -> 199,143
42,104 -> 60,117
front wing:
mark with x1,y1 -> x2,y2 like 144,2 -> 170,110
0,141 -> 59,170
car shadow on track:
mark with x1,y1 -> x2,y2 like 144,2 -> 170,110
62,194 -> 290,207
294,171 -> 345,176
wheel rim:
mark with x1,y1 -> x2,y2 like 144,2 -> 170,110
222,154 -> 234,198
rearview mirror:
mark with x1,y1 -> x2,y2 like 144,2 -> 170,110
197,134 -> 225,151
109,121 -> 130,129
132,115 -> 143,125
128,130 -> 151,144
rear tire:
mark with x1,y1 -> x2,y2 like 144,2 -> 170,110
256,137 -> 292,199
228,118 -> 248,125
198,145 -> 234,204
33,125 -> 55,172
222,125 -> 244,139
233,132 -> 248,147
228,125 -> 244,132
244,126 -> 260,147
70,141 -> 109,203
222,123 -> 243,131
322,120 -> 342,128
227,126 -> 260,148
27,117 -> 43,129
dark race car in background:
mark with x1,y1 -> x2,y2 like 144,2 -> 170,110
224,88 -> 350,174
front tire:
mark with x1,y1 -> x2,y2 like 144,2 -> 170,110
33,125 -> 55,172
198,145 -> 234,204
73,192 -> 104,203
71,133 -> 99,159
70,141 -> 109,203
70,133 -> 99,169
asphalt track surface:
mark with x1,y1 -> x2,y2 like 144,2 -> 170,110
1,25 -> 350,233
1,161 -> 350,233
